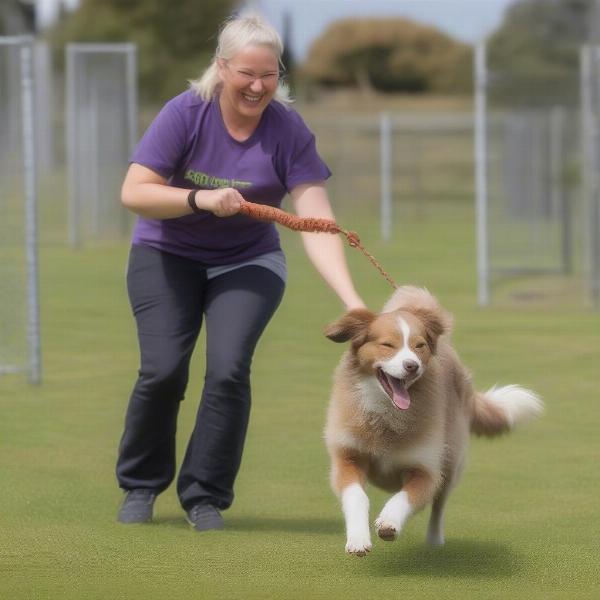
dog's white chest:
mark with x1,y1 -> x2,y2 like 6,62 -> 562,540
376,436 -> 444,475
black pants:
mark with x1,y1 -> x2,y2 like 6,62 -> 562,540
116,245 -> 285,511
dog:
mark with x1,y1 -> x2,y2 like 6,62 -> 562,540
324,286 -> 543,556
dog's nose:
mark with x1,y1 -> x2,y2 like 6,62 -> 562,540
403,360 -> 419,373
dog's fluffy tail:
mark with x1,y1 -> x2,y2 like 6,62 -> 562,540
470,385 -> 543,437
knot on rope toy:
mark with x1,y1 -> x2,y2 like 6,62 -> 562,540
346,231 -> 360,247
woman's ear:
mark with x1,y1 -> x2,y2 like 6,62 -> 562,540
216,58 -> 226,82
324,308 -> 375,344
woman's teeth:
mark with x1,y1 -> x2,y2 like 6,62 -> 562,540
242,93 -> 261,103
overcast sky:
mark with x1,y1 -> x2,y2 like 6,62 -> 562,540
249,0 -> 517,59
36,0 -> 78,29
36,0 -> 517,59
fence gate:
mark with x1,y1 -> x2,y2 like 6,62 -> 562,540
66,43 -> 137,247
475,40 -> 586,307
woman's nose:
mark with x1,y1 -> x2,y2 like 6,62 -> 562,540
249,78 -> 264,93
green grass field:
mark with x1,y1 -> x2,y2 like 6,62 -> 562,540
1,199 -> 599,600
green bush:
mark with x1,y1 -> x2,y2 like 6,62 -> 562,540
302,18 -> 473,94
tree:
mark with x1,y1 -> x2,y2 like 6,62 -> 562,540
0,0 -> 35,34
280,10 -> 296,94
487,0 -> 593,106
48,0 -> 237,103
302,18 -> 472,94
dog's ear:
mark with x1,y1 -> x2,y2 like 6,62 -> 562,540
324,308 -> 375,344
412,308 -> 451,352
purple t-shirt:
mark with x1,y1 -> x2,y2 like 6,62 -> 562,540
130,90 -> 331,265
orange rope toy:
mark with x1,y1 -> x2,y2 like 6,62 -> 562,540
238,199 -> 398,289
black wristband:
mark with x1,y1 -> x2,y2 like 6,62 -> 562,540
187,189 -> 202,214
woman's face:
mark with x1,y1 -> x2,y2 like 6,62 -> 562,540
218,45 -> 279,121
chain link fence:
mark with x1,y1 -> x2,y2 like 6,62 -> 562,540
475,40 -> 597,308
304,111 -> 474,236
66,43 -> 137,247
2,34 -> 599,335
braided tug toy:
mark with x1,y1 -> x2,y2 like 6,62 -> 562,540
239,199 -> 398,290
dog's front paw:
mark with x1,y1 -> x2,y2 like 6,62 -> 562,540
375,518 -> 398,541
345,534 -> 372,557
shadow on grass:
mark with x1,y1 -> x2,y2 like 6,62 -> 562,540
367,539 -> 522,579
151,516 -> 520,579
218,515 -> 341,534
152,514 -> 342,534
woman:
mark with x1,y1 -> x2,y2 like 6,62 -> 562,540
116,14 -> 365,531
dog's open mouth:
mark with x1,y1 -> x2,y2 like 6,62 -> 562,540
376,368 -> 411,410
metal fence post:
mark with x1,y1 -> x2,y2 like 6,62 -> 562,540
0,35 -> 41,383
20,40 -> 41,384
380,111 -> 392,242
474,39 -> 490,306
580,45 -> 600,308
66,44 -> 80,248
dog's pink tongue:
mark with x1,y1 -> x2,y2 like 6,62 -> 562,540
390,377 -> 410,410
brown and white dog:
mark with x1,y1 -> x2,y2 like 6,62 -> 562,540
324,286 -> 542,556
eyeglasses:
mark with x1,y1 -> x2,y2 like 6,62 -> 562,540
225,62 -> 280,85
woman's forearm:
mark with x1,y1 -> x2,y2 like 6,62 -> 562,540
120,164 -> 243,219
292,183 -> 365,310
301,230 -> 365,310
121,182 -> 194,219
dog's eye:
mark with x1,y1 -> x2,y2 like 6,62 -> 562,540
380,342 -> 395,349
415,342 -> 427,350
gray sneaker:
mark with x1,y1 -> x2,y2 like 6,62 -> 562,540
117,489 -> 156,524
186,504 -> 224,532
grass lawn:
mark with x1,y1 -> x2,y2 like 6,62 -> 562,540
1,200 -> 599,600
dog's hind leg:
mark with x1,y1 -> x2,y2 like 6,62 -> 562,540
375,469 -> 437,541
426,487 -> 450,546
426,457 -> 465,546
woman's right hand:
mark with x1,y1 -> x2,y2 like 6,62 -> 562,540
121,164 -> 244,220
196,188 -> 243,217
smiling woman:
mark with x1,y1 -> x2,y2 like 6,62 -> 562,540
115,13 -> 365,535
189,15 -> 292,141
217,45 -> 281,139
190,14 -> 292,107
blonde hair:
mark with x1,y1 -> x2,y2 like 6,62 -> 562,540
190,14 -> 292,106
